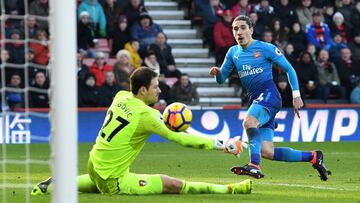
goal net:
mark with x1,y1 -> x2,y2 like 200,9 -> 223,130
0,0 -> 77,202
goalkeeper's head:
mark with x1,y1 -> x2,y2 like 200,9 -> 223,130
130,67 -> 160,105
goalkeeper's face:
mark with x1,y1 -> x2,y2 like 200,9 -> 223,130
232,20 -> 253,48
143,78 -> 161,105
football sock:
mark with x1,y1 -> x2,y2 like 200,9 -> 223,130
180,181 -> 229,194
247,128 -> 261,165
77,174 -> 100,193
273,147 -> 313,162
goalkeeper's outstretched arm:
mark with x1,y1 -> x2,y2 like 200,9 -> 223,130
143,111 -> 225,150
143,110 -> 248,155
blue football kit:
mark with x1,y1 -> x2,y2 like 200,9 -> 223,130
215,40 -> 315,166
215,40 -> 299,130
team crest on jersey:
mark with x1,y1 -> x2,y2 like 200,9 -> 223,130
139,180 -> 147,187
254,52 -> 260,58
275,48 -> 282,56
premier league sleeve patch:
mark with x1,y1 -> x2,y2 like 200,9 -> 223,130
275,48 -> 282,56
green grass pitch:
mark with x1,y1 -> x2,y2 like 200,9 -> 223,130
1,142 -> 360,203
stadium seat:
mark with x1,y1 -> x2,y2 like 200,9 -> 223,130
82,58 -> 94,67
164,77 -> 178,87
199,97 -> 242,106
95,38 -> 111,53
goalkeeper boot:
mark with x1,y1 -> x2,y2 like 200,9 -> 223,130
310,150 -> 331,181
31,177 -> 52,195
228,179 -> 252,194
231,163 -> 264,179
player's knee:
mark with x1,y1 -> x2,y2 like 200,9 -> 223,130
261,149 -> 274,159
243,116 -> 259,130
161,175 -> 183,194
261,145 -> 274,159
172,179 -> 184,191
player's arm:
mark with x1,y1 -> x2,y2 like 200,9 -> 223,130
274,55 -> 300,96
143,111 -> 225,150
265,44 -> 304,117
209,47 -> 235,84
273,55 -> 304,117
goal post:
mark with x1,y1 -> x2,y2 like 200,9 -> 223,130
49,0 -> 78,202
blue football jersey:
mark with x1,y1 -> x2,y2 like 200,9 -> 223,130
215,40 -> 299,98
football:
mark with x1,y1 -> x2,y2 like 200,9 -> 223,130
163,102 -> 192,132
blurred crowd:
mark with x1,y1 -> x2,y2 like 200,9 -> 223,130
1,0 -> 360,111
0,0 -> 199,111
188,0 -> 360,106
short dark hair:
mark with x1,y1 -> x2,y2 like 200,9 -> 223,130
233,15 -> 254,28
130,67 -> 158,95
146,50 -> 156,58
180,73 -> 189,77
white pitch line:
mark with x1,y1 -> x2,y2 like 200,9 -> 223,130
257,182 -> 359,192
0,183 -> 34,189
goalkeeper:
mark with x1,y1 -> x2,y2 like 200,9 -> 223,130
32,67 -> 251,195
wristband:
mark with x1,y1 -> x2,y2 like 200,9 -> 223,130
292,90 -> 301,99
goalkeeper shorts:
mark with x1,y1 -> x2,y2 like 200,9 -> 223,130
88,159 -> 163,195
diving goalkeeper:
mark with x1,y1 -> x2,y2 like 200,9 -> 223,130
31,67 -> 251,195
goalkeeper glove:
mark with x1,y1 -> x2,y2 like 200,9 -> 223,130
224,136 -> 248,158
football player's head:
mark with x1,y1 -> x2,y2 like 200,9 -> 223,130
232,15 -> 254,48
130,67 -> 160,105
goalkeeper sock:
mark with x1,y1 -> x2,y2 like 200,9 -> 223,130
180,181 -> 229,194
247,128 -> 261,165
77,174 -> 100,193
273,147 -> 313,162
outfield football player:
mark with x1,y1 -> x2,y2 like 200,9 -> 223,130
209,15 -> 331,181
32,67 -> 251,195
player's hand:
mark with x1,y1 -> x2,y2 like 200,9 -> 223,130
224,136 -> 248,158
293,97 -> 303,118
209,66 -> 220,76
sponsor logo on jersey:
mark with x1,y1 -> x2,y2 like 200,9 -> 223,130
275,48 -> 282,56
239,67 -> 264,78
139,180 -> 147,187
233,55 -> 239,60
254,52 -> 260,58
